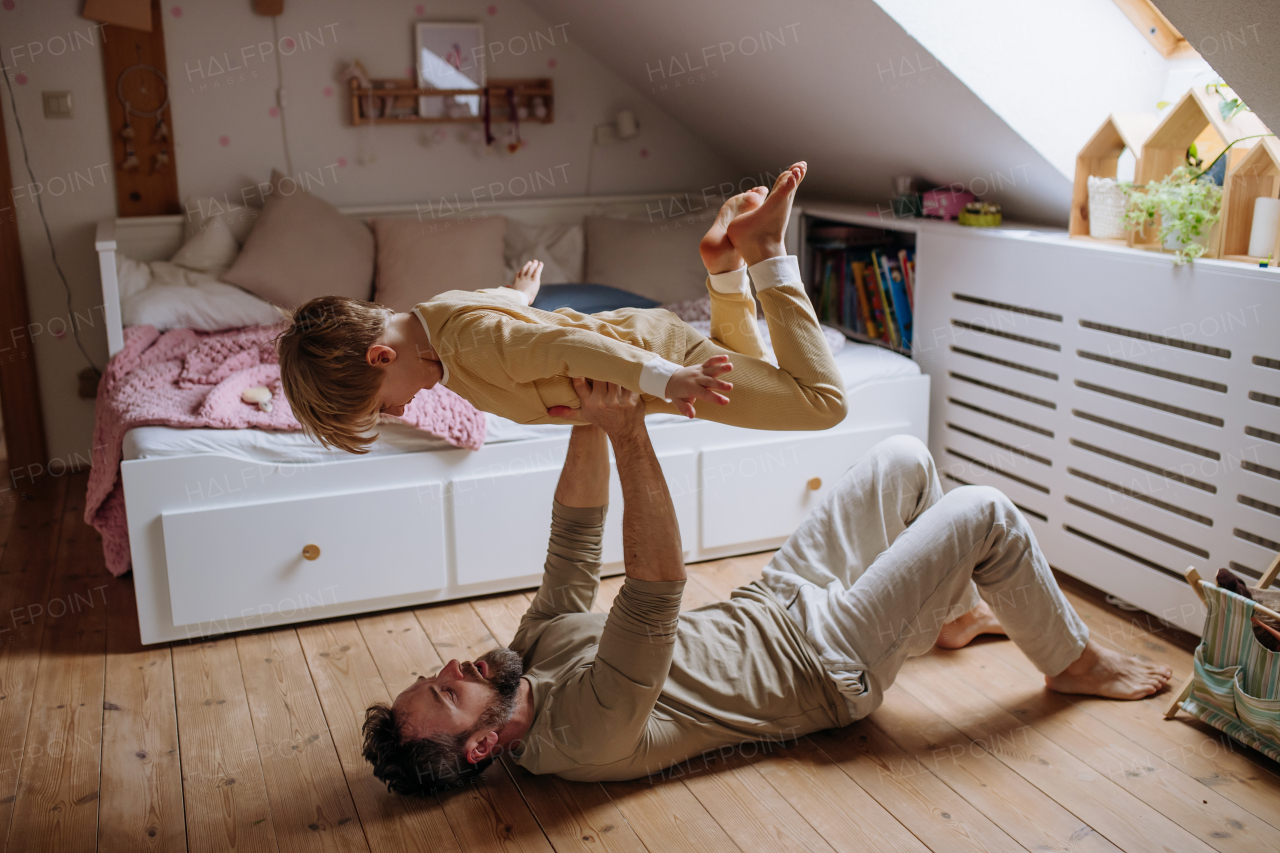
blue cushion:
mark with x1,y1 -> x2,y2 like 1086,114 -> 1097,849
531,283 -> 661,314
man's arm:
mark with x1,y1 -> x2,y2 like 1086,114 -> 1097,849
542,380 -> 685,764
515,425 -> 611,641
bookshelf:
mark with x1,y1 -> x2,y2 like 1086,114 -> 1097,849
801,215 -> 917,356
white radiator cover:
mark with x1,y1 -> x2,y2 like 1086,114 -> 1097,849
913,229 -> 1279,637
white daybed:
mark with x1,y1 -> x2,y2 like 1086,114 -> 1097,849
96,195 -> 929,644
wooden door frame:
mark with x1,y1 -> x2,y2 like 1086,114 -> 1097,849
0,92 -> 49,474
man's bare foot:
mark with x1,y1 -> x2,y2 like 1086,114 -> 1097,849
511,260 -> 543,304
725,162 -> 807,266
936,600 -> 1007,649
1045,639 -> 1172,700
699,187 -> 768,274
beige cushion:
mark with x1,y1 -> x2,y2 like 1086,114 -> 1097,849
223,171 -> 374,309
584,215 -> 708,304
373,215 -> 507,312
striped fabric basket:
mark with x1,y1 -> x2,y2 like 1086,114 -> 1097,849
1169,561 -> 1280,763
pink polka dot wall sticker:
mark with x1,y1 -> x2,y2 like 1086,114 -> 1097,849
2,1 -> 15,11
171,5 -> 182,16
487,5 -> 498,15
547,58 -> 557,69
415,4 -> 424,15
15,72 -> 27,85
639,148 -> 649,158
282,37 -> 295,50
337,157 -> 348,167
323,86 -> 334,97
219,135 -> 230,147
268,106 -> 279,117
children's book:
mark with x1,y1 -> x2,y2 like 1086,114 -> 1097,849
881,254 -> 914,350
849,260 -> 873,337
897,248 -> 915,304
869,250 -> 900,349
863,264 -> 888,343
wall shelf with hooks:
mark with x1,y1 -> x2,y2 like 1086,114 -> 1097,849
348,77 -> 554,126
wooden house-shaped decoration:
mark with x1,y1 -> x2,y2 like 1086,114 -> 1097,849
1130,86 -> 1270,255
1219,136 -> 1280,263
1069,112 -> 1157,244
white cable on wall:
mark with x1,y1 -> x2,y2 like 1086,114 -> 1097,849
270,17 -> 294,176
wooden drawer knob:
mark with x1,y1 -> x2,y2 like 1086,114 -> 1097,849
302,544 -> 321,561
807,477 -> 822,491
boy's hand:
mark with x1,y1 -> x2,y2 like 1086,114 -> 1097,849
549,377 -> 645,438
510,260 -> 543,305
665,355 -> 733,418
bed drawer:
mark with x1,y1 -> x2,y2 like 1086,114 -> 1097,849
452,450 -> 697,585
162,482 -> 447,627
699,426 -> 903,549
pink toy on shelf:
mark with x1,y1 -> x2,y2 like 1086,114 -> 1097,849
921,187 -> 977,220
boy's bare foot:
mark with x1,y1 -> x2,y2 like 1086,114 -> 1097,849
699,187 -> 768,274
936,600 -> 1007,649
726,162 -> 806,266
1045,639 -> 1172,700
511,260 -> 543,304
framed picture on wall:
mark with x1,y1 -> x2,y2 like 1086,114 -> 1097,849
415,22 -> 485,119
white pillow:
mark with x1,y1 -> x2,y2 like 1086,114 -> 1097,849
504,220 -> 584,284
119,216 -> 281,331
171,215 -> 239,274
123,275 -> 283,331
184,194 -> 263,245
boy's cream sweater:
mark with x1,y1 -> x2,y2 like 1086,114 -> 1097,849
413,287 -> 691,425
412,257 -> 846,430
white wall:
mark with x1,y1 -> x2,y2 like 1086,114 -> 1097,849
1,0 -> 731,464
523,0 -> 1075,224
873,0 -> 1213,180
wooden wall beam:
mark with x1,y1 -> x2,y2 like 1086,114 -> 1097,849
0,94 -> 48,475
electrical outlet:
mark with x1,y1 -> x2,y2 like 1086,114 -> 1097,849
42,91 -> 72,119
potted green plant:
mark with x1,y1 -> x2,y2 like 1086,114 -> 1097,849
1121,86 -> 1272,265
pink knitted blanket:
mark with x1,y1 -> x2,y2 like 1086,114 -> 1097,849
86,324 -> 486,576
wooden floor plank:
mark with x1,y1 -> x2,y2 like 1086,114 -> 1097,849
899,650 -> 1218,853
6,476 -> 109,853
98,572 -> 186,852
808,723 -> 1027,853
980,630 -> 1280,834
469,594 -> 651,853
300,615 -> 460,853
868,684 -> 1122,852
171,637 -> 278,853
967,637 -> 1280,853
0,476 -> 67,853
598,777 -> 743,853
236,628 -> 368,852
676,749 -> 841,853
408,603 -> 554,853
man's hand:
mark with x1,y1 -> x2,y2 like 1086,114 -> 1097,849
549,377 -> 646,437
665,355 -> 733,419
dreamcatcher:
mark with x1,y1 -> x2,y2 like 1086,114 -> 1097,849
116,63 -> 170,173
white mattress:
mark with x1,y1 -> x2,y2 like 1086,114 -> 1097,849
122,342 -> 919,463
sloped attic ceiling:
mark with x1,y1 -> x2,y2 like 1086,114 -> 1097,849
524,0 -> 1072,224
1153,0 -> 1280,135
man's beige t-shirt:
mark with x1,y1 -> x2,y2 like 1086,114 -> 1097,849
509,502 -> 850,782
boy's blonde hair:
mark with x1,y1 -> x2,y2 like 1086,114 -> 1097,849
277,295 -> 391,454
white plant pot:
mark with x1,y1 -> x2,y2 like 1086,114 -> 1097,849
1160,206 -> 1210,251
1087,176 -> 1127,240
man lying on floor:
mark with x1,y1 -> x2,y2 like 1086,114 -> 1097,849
362,379 -> 1172,794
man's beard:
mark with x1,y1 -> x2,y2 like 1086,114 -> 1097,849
468,647 -> 524,732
